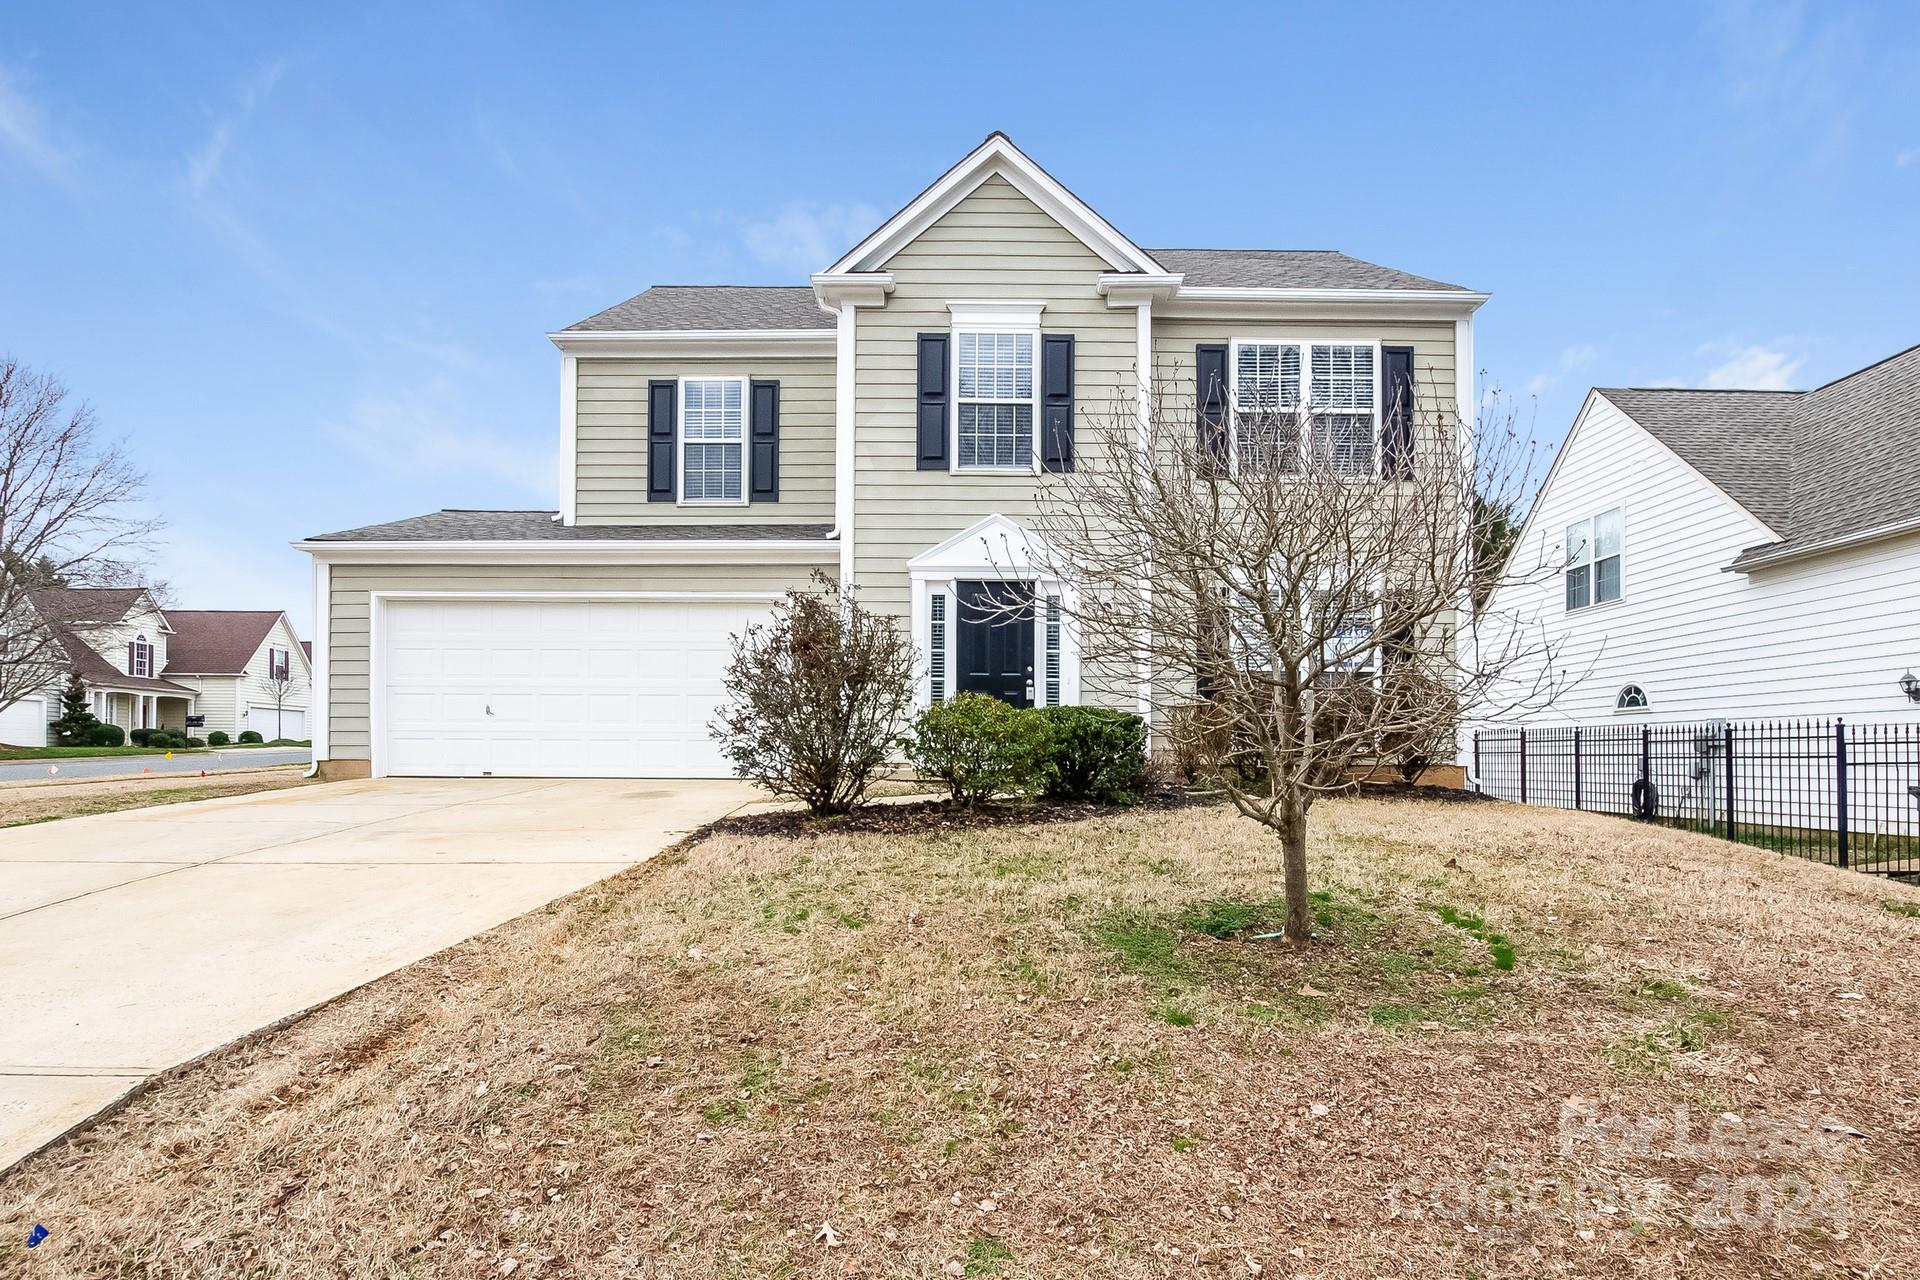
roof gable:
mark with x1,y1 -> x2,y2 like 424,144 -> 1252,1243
1597,388 -> 1801,533
161,610 -> 295,675
825,133 -> 1163,276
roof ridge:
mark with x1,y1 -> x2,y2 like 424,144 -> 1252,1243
1604,386 -> 1806,395
1150,247 -> 1342,255
647,283 -> 813,290
1808,340 -> 1920,393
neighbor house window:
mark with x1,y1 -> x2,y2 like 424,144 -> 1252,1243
268,647 -> 290,681
1616,683 -> 1649,711
679,377 -> 746,502
1315,597 -> 1377,678
1565,507 -> 1623,610
130,635 -> 153,677
1231,341 -> 1377,475
955,332 -> 1035,470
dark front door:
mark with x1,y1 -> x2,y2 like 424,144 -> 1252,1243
954,580 -> 1035,707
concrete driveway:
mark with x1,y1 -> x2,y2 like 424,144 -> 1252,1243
0,776 -> 758,1172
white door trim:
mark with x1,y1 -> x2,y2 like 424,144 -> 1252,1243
367,590 -> 781,779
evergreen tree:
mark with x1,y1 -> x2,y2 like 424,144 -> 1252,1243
47,670 -> 99,746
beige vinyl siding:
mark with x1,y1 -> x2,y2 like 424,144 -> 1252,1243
322,559 -> 826,759
236,615 -> 311,735
574,356 -> 835,525
1150,319 -> 1458,450
171,674 -> 240,735
852,174 -> 1139,708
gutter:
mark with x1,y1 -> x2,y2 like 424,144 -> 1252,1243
1729,513 -> 1920,574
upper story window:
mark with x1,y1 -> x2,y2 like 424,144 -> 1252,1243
1565,506 -> 1623,611
680,377 -> 746,504
955,331 -> 1035,470
1230,341 -> 1378,475
268,647 -> 291,681
130,635 -> 153,678
1616,683 -> 1649,711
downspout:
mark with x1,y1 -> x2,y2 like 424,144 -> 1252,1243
302,553 -> 328,780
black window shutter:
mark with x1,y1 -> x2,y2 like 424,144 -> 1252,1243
646,379 -> 677,502
1382,345 -> 1415,478
1196,344 -> 1229,471
1041,333 -> 1075,472
916,333 -> 949,470
750,378 -> 780,502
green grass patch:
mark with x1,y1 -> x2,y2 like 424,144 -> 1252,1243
1366,1002 -> 1423,1028
1630,977 -> 1693,1002
1170,1135 -> 1197,1153
963,1237 -> 1014,1277
1881,899 -> 1920,920
1092,915 -> 1195,983
1152,1003 -> 1197,1027
1427,902 -> 1518,970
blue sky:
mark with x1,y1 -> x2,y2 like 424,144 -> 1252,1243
3,2 -> 1915,636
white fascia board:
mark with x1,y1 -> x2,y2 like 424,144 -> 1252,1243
1158,287 -> 1490,322
825,134 -> 1164,276
1729,514 -> 1920,575
810,272 -> 894,311
294,539 -> 838,565
1097,273 -> 1183,308
546,330 -> 835,359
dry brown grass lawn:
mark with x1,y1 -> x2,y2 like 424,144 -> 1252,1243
5,795 -> 1919,1278
0,767 -> 316,827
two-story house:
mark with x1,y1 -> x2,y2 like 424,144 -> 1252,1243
1480,342 -> 1919,727
297,134 -> 1485,780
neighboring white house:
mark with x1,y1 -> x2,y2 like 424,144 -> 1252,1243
162,610 -> 313,740
0,590 -> 311,747
1482,342 -> 1920,728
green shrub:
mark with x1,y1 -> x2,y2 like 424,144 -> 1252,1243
1037,706 -> 1148,805
86,723 -> 125,747
207,730 -> 230,746
185,736 -> 206,748
237,730 -> 264,744
905,693 -> 1054,807
129,727 -> 153,747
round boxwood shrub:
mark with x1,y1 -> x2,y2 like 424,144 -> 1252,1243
1036,706 -> 1148,805
185,736 -> 206,748
237,729 -> 264,744
905,693 -> 1054,808
86,723 -> 126,747
129,727 -> 154,747
207,730 -> 230,746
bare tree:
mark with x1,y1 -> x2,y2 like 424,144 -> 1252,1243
1014,372 -> 1560,942
261,672 -> 297,740
0,359 -> 160,713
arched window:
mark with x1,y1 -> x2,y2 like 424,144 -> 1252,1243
1615,683 -> 1649,711
130,635 -> 153,678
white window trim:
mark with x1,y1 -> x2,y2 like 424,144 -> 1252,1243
906,514 -> 1080,710
950,303 -> 1044,476
1563,504 -> 1626,613
130,635 -> 153,678
1614,683 -> 1651,714
1227,338 -> 1383,478
676,376 -> 749,507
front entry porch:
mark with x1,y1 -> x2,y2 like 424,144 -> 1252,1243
96,690 -> 195,734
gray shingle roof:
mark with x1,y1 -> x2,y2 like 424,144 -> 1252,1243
162,610 -> 288,675
564,286 -> 832,333
306,510 -> 836,543
1599,343 -> 1920,570
1148,249 -> 1471,292
1596,389 -> 1802,532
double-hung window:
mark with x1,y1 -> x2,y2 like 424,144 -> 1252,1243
679,377 -> 746,503
268,647 -> 290,681
1230,341 -> 1378,476
130,635 -> 153,678
1564,507 -> 1623,610
955,331 -> 1035,470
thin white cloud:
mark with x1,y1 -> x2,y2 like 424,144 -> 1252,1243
742,201 -> 881,274
184,56 -> 287,199
326,384 -> 556,499
1708,0 -> 1862,160
1523,344 -> 1602,396
1898,147 -> 1920,168
1700,342 -> 1806,390
0,64 -> 79,186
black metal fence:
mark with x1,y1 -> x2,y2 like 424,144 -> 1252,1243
1473,719 -> 1920,876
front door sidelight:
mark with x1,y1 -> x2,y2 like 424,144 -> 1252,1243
954,580 -> 1035,707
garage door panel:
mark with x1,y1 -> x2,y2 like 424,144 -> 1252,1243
379,597 -> 765,778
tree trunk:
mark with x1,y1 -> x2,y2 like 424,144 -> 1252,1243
1280,790 -> 1312,942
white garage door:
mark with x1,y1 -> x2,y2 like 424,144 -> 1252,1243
0,697 -> 46,748
378,597 -> 764,778
246,706 -> 307,740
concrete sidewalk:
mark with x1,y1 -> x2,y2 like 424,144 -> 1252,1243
0,776 -> 757,1173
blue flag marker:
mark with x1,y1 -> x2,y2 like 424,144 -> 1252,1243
27,1223 -> 49,1248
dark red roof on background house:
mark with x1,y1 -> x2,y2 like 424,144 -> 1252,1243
161,610 -> 290,675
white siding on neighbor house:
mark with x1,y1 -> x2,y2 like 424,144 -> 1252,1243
1483,393 -> 1920,728
91,602 -> 170,680
323,560 -> 826,760
574,355 -> 835,525
175,674 -> 240,735
236,615 -> 310,737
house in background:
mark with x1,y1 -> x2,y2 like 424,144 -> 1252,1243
162,611 -> 313,740
297,132 -> 1485,780
0,590 -> 312,747
1482,342 -> 1919,727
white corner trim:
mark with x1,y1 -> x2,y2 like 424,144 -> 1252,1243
307,557 -> 330,773
559,355 -> 578,525
946,299 -> 1046,329
825,134 -> 1163,276
834,301 -> 857,587
547,330 -> 835,360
